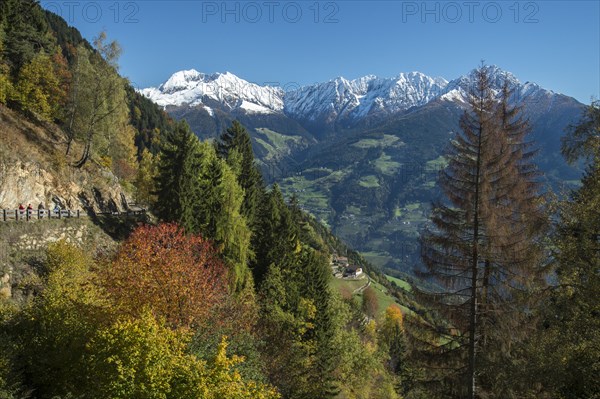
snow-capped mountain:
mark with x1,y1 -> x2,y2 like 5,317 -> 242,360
439,65 -> 555,105
140,66 -> 565,130
139,69 -> 284,114
284,72 -> 448,124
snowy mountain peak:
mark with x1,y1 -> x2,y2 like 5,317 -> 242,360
140,70 -> 284,113
440,65 -> 555,104
159,69 -> 204,93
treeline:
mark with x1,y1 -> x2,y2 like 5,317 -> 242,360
405,66 -> 600,398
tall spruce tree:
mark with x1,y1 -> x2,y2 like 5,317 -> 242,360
216,120 -> 264,229
154,120 -> 202,231
411,65 -> 547,398
301,249 -> 340,399
198,148 -> 252,291
258,248 -> 339,399
252,184 -> 299,284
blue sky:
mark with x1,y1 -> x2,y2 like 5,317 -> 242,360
40,0 -> 600,103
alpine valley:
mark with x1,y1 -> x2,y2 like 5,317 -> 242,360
140,66 -> 585,274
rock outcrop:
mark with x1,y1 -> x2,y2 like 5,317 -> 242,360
0,160 -> 129,213
0,105 -> 132,214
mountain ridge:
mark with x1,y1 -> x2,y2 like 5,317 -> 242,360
140,65 -> 568,126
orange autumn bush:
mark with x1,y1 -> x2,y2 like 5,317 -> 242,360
104,223 -> 229,329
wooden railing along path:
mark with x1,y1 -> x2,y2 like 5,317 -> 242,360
1,208 -> 146,222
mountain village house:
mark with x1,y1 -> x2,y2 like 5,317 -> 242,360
331,255 -> 363,279
343,264 -> 363,278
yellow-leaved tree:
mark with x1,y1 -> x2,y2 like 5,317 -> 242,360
86,313 -> 280,399
12,241 -> 110,398
13,52 -> 65,120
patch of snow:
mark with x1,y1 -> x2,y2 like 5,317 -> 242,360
239,100 -> 274,114
440,89 -> 467,103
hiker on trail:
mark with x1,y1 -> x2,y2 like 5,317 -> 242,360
18,203 -> 24,216
38,203 -> 45,218
26,204 -> 33,218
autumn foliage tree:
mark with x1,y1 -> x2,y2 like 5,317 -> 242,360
379,305 -> 410,394
84,311 -> 281,399
362,286 -> 379,319
12,51 -> 67,120
104,223 -> 229,329
8,241 -> 111,398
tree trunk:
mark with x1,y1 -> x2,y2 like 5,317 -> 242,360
468,119 -> 484,399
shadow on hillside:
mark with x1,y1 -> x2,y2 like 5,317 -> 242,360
77,189 -> 154,241
87,212 -> 153,241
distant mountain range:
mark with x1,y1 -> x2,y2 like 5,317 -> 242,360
140,66 -> 585,274
140,65 -> 563,131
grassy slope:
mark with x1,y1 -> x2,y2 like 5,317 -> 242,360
384,274 -> 412,292
331,274 -> 413,319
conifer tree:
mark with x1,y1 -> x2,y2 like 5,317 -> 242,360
412,65 -> 547,398
155,131 -> 252,290
252,184 -> 299,284
197,147 -> 252,290
0,0 -> 54,76
217,121 -> 264,228
258,249 -> 340,399
154,120 -> 203,231
300,249 -> 340,399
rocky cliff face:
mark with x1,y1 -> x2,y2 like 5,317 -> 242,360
0,105 -> 131,213
0,160 -> 129,213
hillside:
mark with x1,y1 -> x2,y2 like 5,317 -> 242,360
0,103 -> 152,305
282,93 -> 584,272
0,105 -> 132,213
